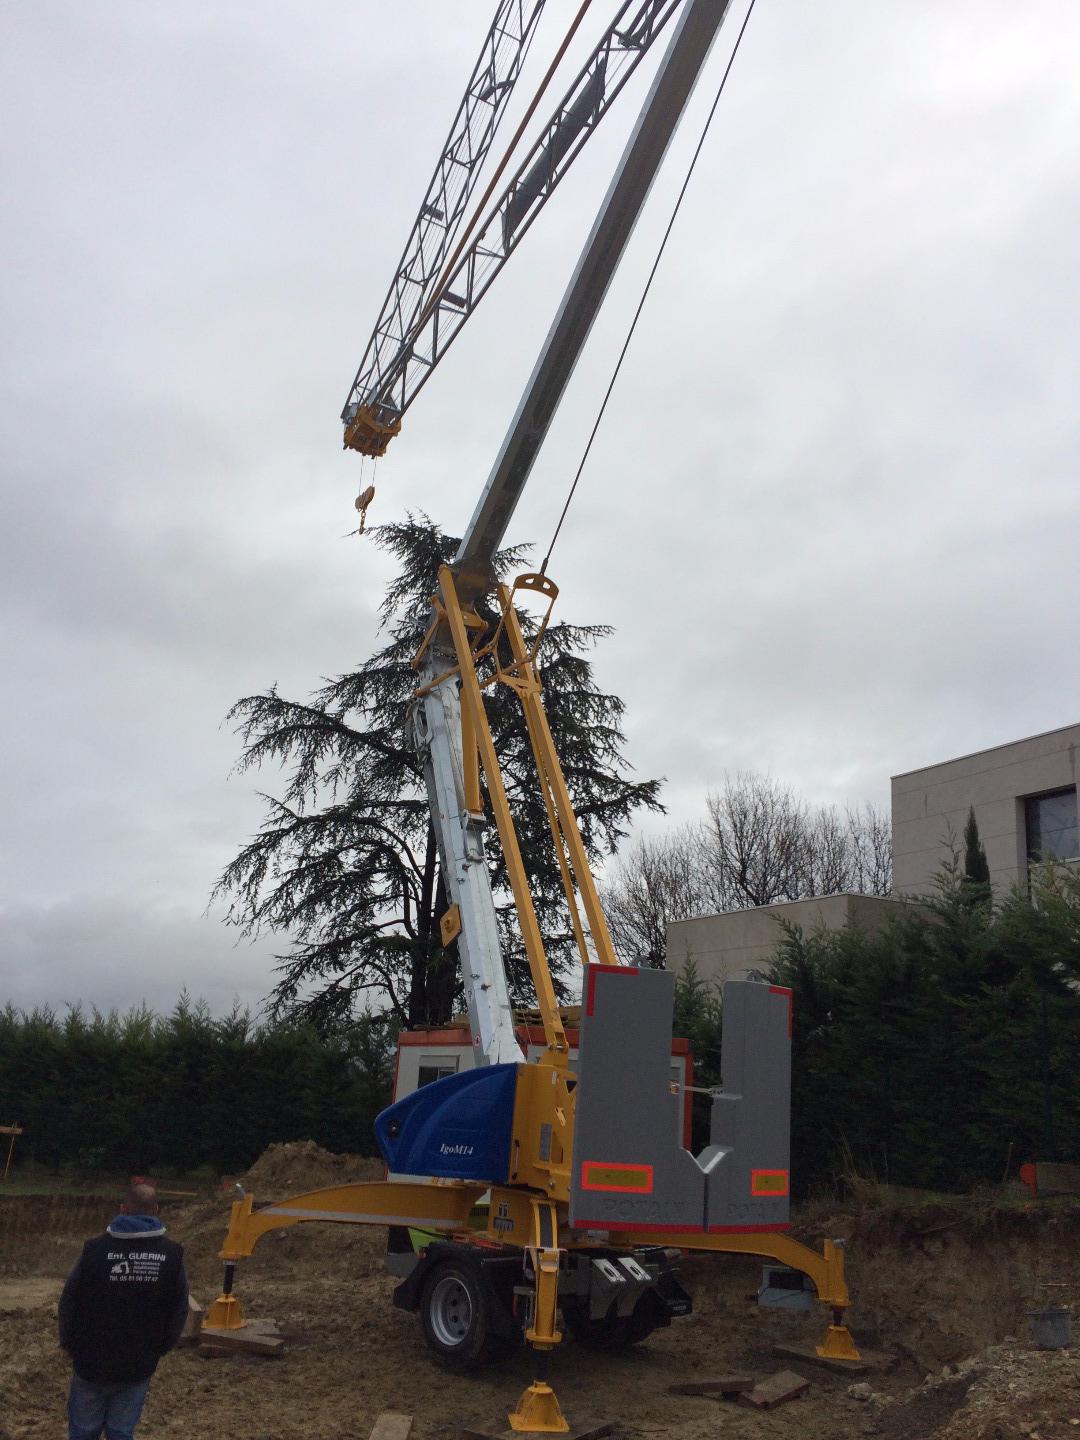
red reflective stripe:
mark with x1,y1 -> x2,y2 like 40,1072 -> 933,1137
571,1220 -> 706,1233
585,964 -> 639,1016
708,1222 -> 791,1233
769,984 -> 793,1037
750,1168 -> 790,1197
580,1161 -> 654,1194
572,1220 -> 790,1235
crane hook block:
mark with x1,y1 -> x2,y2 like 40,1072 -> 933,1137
354,485 -> 376,535
343,402 -> 402,457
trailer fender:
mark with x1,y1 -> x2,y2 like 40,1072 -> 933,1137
392,1241 -> 522,1339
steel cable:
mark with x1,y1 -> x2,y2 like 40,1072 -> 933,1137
540,0 -> 760,574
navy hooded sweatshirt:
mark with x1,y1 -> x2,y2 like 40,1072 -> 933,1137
59,1214 -> 189,1384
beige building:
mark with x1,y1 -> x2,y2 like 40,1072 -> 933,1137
667,892 -> 900,987
665,722 -> 1079,990
892,722 -> 1079,896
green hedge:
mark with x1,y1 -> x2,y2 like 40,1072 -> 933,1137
0,999 -> 395,1175
771,861 -> 1080,1193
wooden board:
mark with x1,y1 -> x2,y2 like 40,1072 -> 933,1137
199,1319 -> 284,1357
460,1419 -> 612,1440
740,1370 -> 810,1410
774,1341 -> 897,1375
369,1415 -> 413,1440
178,1294 -> 204,1345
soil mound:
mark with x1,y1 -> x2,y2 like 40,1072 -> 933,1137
241,1139 -> 382,1196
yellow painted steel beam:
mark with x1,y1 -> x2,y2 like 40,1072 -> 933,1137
506,1066 -> 574,1204
594,1228 -> 850,1308
498,582 -> 618,969
218,1180 -> 486,1260
438,564 -> 569,1064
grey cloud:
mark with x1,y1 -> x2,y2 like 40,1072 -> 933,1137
3,0 -> 1079,1014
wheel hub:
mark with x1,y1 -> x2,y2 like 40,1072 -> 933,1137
429,1273 -> 474,1347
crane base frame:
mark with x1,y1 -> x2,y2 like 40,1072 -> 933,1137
211,1179 -> 856,1349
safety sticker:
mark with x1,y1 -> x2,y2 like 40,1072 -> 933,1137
580,1161 -> 654,1194
750,1168 -> 789,1197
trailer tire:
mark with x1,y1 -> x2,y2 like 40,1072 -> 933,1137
419,1258 -> 514,1370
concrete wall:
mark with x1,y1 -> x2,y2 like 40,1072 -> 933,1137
891,722 -> 1080,896
666,892 -> 901,989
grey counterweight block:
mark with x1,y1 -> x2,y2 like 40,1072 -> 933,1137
569,969 -> 794,1237
701,981 -> 792,1233
569,965 -> 706,1233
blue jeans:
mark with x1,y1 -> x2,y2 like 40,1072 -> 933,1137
68,1374 -> 151,1440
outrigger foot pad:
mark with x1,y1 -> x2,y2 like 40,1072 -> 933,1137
817,1324 -> 861,1361
508,1381 -> 570,1434
205,1292 -> 245,1330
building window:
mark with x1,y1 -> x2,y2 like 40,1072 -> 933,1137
417,1057 -> 459,1089
1024,787 -> 1079,864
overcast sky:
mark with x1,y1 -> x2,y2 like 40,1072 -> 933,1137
2,0 -> 1078,1017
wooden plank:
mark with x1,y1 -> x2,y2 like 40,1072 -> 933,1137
369,1415 -> 413,1440
740,1370 -> 810,1410
459,1420 -> 611,1440
199,1322 -> 284,1357
774,1341 -> 897,1375
668,1376 -> 754,1397
178,1294 -> 204,1344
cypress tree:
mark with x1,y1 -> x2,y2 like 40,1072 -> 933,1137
962,806 -> 991,904
212,516 -> 661,1032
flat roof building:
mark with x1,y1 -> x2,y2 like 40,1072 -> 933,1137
665,722 -> 1079,991
666,891 -> 900,989
891,722 -> 1079,897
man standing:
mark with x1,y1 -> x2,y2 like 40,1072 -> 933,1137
59,1181 -> 189,1440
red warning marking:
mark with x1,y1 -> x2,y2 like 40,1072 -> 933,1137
580,1161 -> 654,1194
769,984 -> 793,1036
585,964 -> 639,1016
708,1222 -> 792,1234
751,1168 -> 790,1197
572,1219 -> 706,1234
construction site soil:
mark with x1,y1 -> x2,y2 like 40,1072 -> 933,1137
1,1142 -> 1077,1440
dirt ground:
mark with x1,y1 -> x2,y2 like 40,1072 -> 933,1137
1,1142 -> 1078,1440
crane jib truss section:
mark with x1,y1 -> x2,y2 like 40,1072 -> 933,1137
342,0 -> 687,455
340,0 -> 548,454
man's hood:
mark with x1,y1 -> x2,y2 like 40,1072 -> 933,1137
106,1214 -> 167,1238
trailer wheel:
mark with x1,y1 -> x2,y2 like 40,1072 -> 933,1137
419,1259 -> 514,1369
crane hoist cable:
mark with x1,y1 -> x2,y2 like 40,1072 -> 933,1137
540,0 -> 761,574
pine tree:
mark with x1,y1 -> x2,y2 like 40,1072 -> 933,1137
213,516 -> 661,1031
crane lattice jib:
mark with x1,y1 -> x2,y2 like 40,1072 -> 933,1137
342,0 -> 686,456
340,0 -> 548,456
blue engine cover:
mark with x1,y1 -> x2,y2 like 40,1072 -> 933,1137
375,1063 -> 519,1183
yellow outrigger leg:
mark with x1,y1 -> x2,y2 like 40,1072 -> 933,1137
509,1200 -> 568,1435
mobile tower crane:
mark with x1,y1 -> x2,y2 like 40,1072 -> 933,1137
210,2 -> 859,1429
